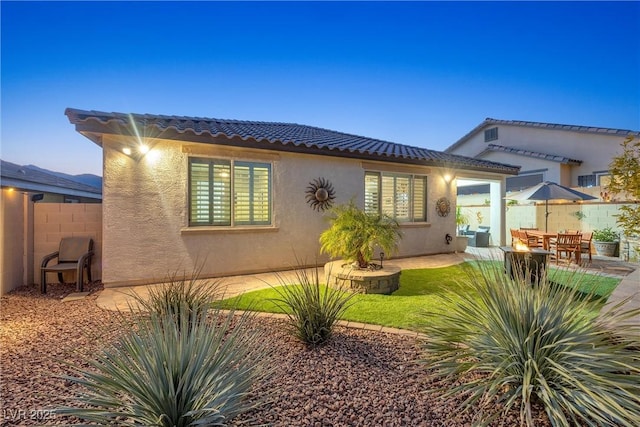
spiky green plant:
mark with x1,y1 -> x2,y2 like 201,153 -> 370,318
320,200 -> 401,268
131,268 -> 223,325
418,261 -> 640,427
58,305 -> 272,426
270,266 -> 356,347
59,267 -> 270,426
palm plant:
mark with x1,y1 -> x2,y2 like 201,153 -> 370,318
418,261 -> 640,426
319,200 -> 401,268
270,265 -> 355,347
58,268 -> 273,426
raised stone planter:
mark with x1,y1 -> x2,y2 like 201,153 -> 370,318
324,260 -> 401,294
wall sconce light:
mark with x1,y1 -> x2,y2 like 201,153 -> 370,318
443,174 -> 454,184
121,143 -> 154,159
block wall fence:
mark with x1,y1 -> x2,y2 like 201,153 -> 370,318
1,197 -> 103,295
33,203 -> 103,287
457,197 -> 639,261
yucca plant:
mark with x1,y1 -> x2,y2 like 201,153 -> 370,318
58,305 -> 272,426
418,261 -> 640,426
131,268 -> 223,327
320,200 -> 401,268
59,267 -> 271,426
270,266 -> 356,347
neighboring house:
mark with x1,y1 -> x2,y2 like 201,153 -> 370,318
0,160 -> 102,203
445,118 -> 640,195
65,108 -> 519,287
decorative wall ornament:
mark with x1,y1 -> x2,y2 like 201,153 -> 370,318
306,177 -> 336,211
435,197 -> 451,217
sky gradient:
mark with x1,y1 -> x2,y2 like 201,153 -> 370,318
2,1 -> 639,177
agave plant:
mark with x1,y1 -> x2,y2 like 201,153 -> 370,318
418,261 -> 640,426
58,267 -> 272,426
319,200 -> 401,268
270,266 -> 355,347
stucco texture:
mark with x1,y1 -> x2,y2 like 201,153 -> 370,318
100,136 -> 460,287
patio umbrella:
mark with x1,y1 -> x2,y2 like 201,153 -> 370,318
505,181 -> 597,231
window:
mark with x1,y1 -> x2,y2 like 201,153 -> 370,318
506,173 -> 543,192
578,174 -> 596,188
189,158 -> 271,226
364,171 -> 427,222
484,127 -> 498,142
596,173 -> 611,187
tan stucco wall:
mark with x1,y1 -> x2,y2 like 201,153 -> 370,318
34,203 -> 102,286
100,136 -> 470,287
450,125 -> 630,186
1,189 -> 26,295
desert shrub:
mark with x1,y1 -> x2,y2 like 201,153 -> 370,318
418,261 -> 640,426
131,267 -> 223,323
58,267 -> 272,426
271,266 -> 355,347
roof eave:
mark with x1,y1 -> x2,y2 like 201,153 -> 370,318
1,178 -> 102,199
72,120 -> 519,175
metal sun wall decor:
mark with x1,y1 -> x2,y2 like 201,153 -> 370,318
435,197 -> 451,217
306,177 -> 336,212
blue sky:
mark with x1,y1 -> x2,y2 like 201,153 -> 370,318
2,1 -> 639,177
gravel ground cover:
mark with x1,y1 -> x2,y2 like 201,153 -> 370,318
1,283 -> 550,426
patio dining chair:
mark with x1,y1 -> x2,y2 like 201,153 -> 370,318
510,228 -> 520,245
515,230 -> 543,249
549,233 -> 582,265
40,237 -> 94,294
579,231 -> 593,263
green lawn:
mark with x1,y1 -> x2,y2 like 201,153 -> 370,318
217,261 -> 621,331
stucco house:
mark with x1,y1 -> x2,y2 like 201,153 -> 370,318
445,118 -> 640,194
65,108 -> 519,287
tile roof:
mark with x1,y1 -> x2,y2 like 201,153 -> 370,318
445,118 -> 640,152
65,108 -> 520,175
481,144 -> 582,165
0,159 -> 102,197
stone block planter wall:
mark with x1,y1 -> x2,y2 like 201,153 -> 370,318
324,260 -> 401,294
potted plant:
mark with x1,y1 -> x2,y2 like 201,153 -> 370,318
455,206 -> 470,252
592,227 -> 620,257
320,201 -> 401,269
456,205 -> 470,235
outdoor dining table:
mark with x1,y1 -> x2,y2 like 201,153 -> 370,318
526,230 -> 585,264
525,230 -> 558,251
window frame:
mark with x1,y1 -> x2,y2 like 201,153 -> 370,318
484,127 -> 498,142
188,157 -> 272,227
364,171 -> 427,223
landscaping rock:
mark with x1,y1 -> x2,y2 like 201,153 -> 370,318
1,283 -> 550,426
